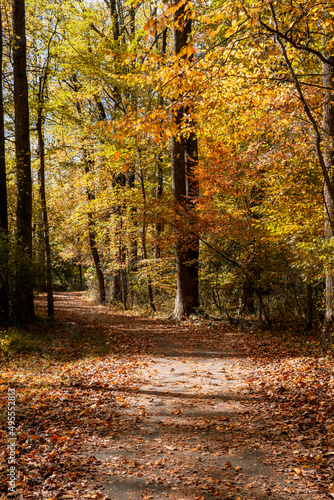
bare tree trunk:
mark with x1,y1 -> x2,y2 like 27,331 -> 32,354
119,254 -> 127,309
36,206 -> 46,291
79,263 -> 83,289
0,8 -> 9,326
110,0 -> 120,40
84,159 -> 106,303
155,152 -> 164,259
322,55 -> 334,348
111,173 -> 127,306
71,77 -> 106,304
13,0 -> 35,323
88,221 -> 106,303
257,290 -> 271,328
37,108 -> 54,316
306,283 -> 313,332
127,170 -> 137,274
139,166 -> 156,312
154,29 -> 167,260
238,281 -> 255,315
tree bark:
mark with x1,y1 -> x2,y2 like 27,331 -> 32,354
265,5 -> 334,345
111,0 -> 120,40
13,0 -> 35,323
238,281 -> 255,315
139,166 -> 156,312
155,152 -> 164,259
155,29 -> 167,260
306,283 -> 313,332
37,107 -> 54,316
87,217 -> 106,304
84,159 -> 106,304
127,170 -> 138,275
79,263 -> 83,290
71,77 -> 107,304
322,54 -> 334,348
172,0 -> 199,319
0,8 -> 9,326
111,173 -> 127,307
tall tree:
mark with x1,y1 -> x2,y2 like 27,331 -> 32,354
37,72 -> 54,317
0,5 -> 9,326
265,2 -> 334,345
171,0 -> 199,319
75,89 -> 107,304
13,0 -> 34,322
84,152 -> 107,304
322,53 -> 334,346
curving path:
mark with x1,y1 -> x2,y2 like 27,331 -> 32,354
34,292 -> 325,500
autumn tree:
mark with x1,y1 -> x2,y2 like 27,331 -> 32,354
49,2 -> 108,303
7,0 -> 331,331
13,0 -> 34,322
0,5 -> 8,326
171,0 -> 199,319
322,52 -> 334,345
35,28 -> 56,317
248,0 -> 334,343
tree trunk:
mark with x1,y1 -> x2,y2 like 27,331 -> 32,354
88,224 -> 106,304
37,108 -> 54,316
238,281 -> 255,315
120,258 -> 127,309
72,79 -> 106,304
172,0 -> 199,319
84,160 -> 106,303
110,0 -> 120,41
36,205 -> 46,291
79,263 -> 83,290
139,166 -> 156,313
127,170 -> 138,274
154,29 -> 167,260
257,290 -> 271,328
155,152 -> 164,259
306,283 -> 313,332
174,133 -> 200,318
0,8 -> 9,326
322,55 -> 334,348
13,0 -> 35,323
126,170 -> 137,308
111,172 -> 127,306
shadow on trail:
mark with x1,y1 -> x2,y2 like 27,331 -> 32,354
120,386 -> 260,402
34,292 -> 313,363
0,292 -> 327,500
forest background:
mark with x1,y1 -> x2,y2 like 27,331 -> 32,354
1,0 -> 334,346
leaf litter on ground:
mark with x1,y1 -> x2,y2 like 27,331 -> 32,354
0,292 -> 333,499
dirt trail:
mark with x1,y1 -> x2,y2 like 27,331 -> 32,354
33,292 -> 329,500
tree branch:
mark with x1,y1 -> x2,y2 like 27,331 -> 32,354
258,15 -> 334,68
269,3 -> 334,207
199,236 -> 241,268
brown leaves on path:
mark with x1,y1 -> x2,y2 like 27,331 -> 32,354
0,292 -> 333,499
246,340 -> 334,499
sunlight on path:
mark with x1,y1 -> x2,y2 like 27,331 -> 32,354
95,349 -> 286,499
34,292 -> 324,500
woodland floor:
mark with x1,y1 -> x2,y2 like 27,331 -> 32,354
1,293 -> 334,500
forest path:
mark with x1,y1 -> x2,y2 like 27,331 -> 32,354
32,292 -> 331,500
